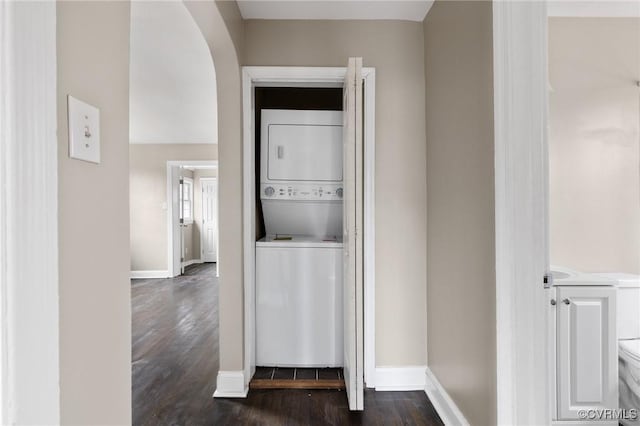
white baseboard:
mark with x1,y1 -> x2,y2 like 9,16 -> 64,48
424,367 -> 470,426
213,370 -> 248,398
181,258 -> 203,268
374,366 -> 427,391
130,270 -> 170,279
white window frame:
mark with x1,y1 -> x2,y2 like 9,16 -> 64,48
181,176 -> 194,225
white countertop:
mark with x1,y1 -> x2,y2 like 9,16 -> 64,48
551,266 -> 617,286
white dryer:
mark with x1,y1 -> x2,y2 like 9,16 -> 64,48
256,109 -> 344,367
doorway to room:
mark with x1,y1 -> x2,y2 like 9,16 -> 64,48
128,0 -> 221,423
166,161 -> 219,278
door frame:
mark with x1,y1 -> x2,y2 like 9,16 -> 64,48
166,160 -> 218,277
0,1 -> 59,423
493,1 -> 550,425
241,66 -> 376,388
199,177 -> 219,265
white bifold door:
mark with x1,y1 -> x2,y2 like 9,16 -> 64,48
343,57 -> 364,411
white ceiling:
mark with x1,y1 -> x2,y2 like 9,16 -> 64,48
130,1 -> 217,144
548,1 -> 640,17
237,0 -> 434,22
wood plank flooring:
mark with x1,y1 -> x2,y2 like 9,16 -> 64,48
132,263 -> 219,425
132,263 -> 444,425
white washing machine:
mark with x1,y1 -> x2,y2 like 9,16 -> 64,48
255,109 -> 344,367
256,235 -> 343,367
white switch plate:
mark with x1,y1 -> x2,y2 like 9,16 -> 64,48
68,95 -> 100,164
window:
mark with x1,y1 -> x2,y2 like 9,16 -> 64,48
180,177 -> 194,224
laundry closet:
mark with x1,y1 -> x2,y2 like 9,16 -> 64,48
253,87 -> 345,368
244,59 -> 368,411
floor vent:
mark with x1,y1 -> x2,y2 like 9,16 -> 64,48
250,367 -> 345,390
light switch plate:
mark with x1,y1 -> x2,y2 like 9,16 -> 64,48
68,95 -> 100,164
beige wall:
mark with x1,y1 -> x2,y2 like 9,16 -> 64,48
129,144 -> 216,271
57,1 -> 132,424
185,0 -> 246,370
549,18 -> 640,274
244,19 -> 428,367
424,2 -> 496,425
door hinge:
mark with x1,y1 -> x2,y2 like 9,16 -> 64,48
181,257 -> 184,262
544,271 -> 553,289
180,218 -> 184,224
179,178 -> 184,185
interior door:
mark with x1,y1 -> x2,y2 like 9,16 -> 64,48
179,172 -> 186,275
201,179 -> 218,262
170,166 -> 182,277
343,57 -> 364,411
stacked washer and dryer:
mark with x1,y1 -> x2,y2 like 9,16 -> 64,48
256,109 -> 344,368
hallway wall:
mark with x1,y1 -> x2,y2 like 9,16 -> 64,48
424,1 -> 496,425
57,1 -> 131,423
244,19 -> 428,368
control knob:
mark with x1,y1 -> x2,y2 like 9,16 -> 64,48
336,188 -> 343,198
264,186 -> 275,197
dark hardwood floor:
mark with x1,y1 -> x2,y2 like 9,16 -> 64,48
132,263 -> 444,426
132,263 -> 219,425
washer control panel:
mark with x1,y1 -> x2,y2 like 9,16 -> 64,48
260,183 -> 343,201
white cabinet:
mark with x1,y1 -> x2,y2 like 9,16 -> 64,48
556,286 -> 618,421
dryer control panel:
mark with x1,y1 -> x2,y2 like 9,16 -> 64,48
260,183 -> 343,201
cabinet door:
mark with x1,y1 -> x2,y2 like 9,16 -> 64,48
557,286 -> 618,420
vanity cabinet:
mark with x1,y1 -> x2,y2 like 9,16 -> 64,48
555,286 -> 618,421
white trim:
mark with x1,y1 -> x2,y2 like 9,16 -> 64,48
424,368 -> 470,426
213,371 -> 248,398
241,70 -> 256,388
547,1 -> 640,18
241,66 -> 376,390
130,270 -> 171,280
181,259 -> 203,268
362,68 -> 376,388
374,366 -> 426,391
0,1 -> 59,424
493,2 -> 550,425
166,160 -> 218,277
